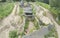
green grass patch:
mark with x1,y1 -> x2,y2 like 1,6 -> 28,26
31,4 -> 36,15
57,20 -> 60,25
19,6 -> 24,24
9,30 -> 18,38
36,2 -> 50,9
31,4 -> 40,30
33,19 -> 40,30
29,26 -> 36,33
45,26 -> 58,38
19,7 -> 23,15
0,2 -> 14,20
50,8 -> 60,25
24,20 -> 29,32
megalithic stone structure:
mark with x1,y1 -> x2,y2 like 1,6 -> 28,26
22,26 -> 49,38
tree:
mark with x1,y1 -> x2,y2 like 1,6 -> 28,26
49,0 -> 60,7
2,0 -> 6,2
44,0 -> 49,4
36,0 -> 49,4
26,0 -> 35,2
49,0 -> 60,21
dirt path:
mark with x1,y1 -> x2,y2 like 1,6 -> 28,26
0,3 -> 23,38
26,21 -> 34,34
22,5 -> 35,35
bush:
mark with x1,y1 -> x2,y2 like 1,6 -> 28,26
9,30 -> 18,38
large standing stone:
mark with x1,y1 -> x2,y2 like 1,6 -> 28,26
22,27 -> 49,38
48,24 -> 54,31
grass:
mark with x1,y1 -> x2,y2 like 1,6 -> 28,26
36,2 -> 50,10
32,4 -> 40,30
45,26 -> 58,38
19,6 -> 24,24
0,2 -> 14,20
9,30 -> 18,38
31,4 -> 36,15
50,8 -> 60,25
57,19 -> 60,25
19,7 -> 23,15
24,20 -> 29,33
33,18 -> 40,30
29,27 -> 36,33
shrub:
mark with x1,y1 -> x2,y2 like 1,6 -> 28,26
9,30 -> 18,38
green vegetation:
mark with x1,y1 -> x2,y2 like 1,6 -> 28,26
19,7 -> 23,22
24,20 -> 29,32
9,30 -> 18,38
50,7 -> 60,18
32,4 -> 36,15
20,32 -> 25,37
32,4 -> 40,30
19,7 -> 23,15
36,0 -> 49,4
0,2 -> 14,20
49,0 -> 60,8
45,26 -> 58,38
33,19 -> 40,30
32,7 -> 36,15
0,0 -> 59,38
1,0 -> 19,2
26,0 -> 35,2
36,2 -> 60,25
30,27 -> 36,33
1,0 -> 36,2
49,0 -> 60,20
36,2 -> 50,9
1,0 -> 6,2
